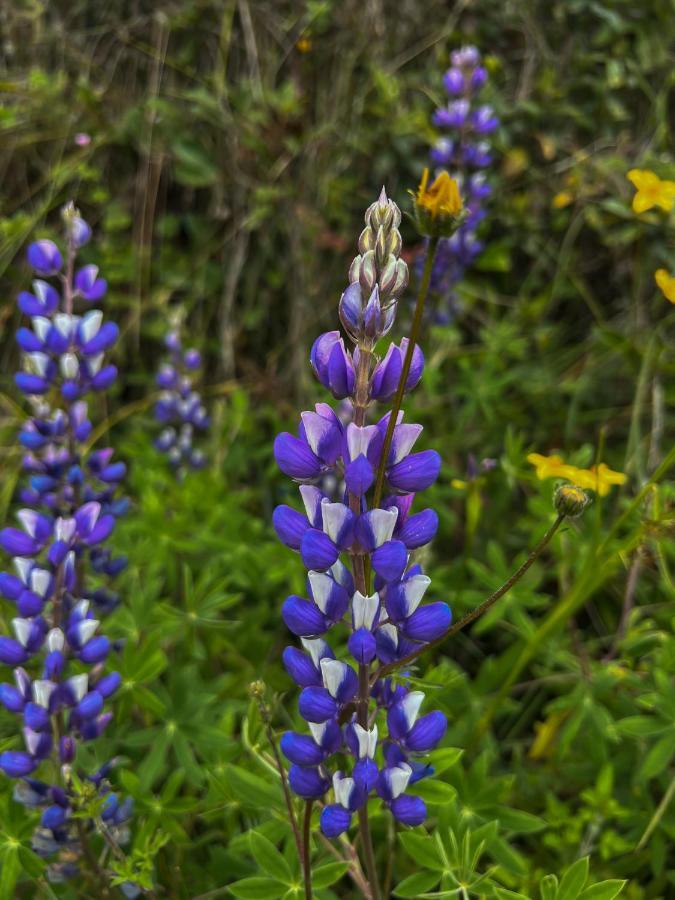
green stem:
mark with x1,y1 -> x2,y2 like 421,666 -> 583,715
303,801 -> 313,900
472,444 -> 675,742
358,806 -> 380,900
637,772 -> 675,851
371,236 -> 440,513
372,513 -> 566,684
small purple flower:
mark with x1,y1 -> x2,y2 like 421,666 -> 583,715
153,320 -> 209,476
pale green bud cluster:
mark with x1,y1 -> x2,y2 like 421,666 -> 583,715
348,187 -> 409,305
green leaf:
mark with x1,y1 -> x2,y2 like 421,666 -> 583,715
639,735 -> 675,780
311,861 -> 350,887
410,779 -> 457,804
540,873 -> 558,900
398,832 -> 444,870
428,747 -> 464,774
136,728 -> 172,787
497,807 -> 547,834
393,870 -> 440,897
248,832 -> 292,883
578,880 -> 627,900
615,716 -> 667,738
220,764 -> 282,809
227,876 -> 287,899
496,890 -> 530,900
558,856 -> 589,900
0,845 -> 21,900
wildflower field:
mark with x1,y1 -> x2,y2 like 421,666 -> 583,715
0,2 -> 674,898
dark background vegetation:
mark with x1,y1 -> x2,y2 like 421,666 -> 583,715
0,1 -> 673,897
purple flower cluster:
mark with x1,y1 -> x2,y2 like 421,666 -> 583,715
428,45 -> 498,317
273,190 -> 449,838
154,323 -> 209,475
0,205 -> 133,885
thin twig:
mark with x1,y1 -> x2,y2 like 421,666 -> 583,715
603,555 -> 642,661
372,514 -> 566,684
637,773 -> 675,851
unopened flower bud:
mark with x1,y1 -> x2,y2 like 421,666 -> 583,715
358,227 -> 374,254
379,256 -> 399,296
554,484 -> 590,518
358,251 -> 377,294
375,226 -> 388,267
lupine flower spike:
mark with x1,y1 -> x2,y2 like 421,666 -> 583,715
273,187 -> 451,865
154,315 -> 209,476
425,45 -> 499,320
0,204 -> 138,895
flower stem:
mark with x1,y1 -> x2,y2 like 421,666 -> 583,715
371,236 -> 440,513
358,806 -> 381,900
303,801 -> 313,900
254,693 -> 304,880
372,513 -> 567,683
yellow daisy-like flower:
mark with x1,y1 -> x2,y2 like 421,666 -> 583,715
627,169 -> 675,214
527,452 -> 573,480
416,168 -> 462,220
527,453 -> 627,498
573,463 -> 627,498
655,269 -> 675,304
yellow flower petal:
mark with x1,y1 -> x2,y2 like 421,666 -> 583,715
655,269 -> 675,303
416,168 -> 462,219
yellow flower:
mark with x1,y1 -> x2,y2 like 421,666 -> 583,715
527,453 -> 627,497
552,190 -> 573,209
416,168 -> 462,220
655,269 -> 675,304
296,37 -> 312,53
627,169 -> 675,214
527,452 -> 572,480
573,463 -> 627,498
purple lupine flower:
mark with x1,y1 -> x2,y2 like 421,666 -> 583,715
426,45 -> 499,321
153,320 -> 209,476
273,190 -> 449,841
0,203 -> 134,888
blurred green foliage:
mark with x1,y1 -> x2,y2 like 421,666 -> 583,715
0,0 -> 674,897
